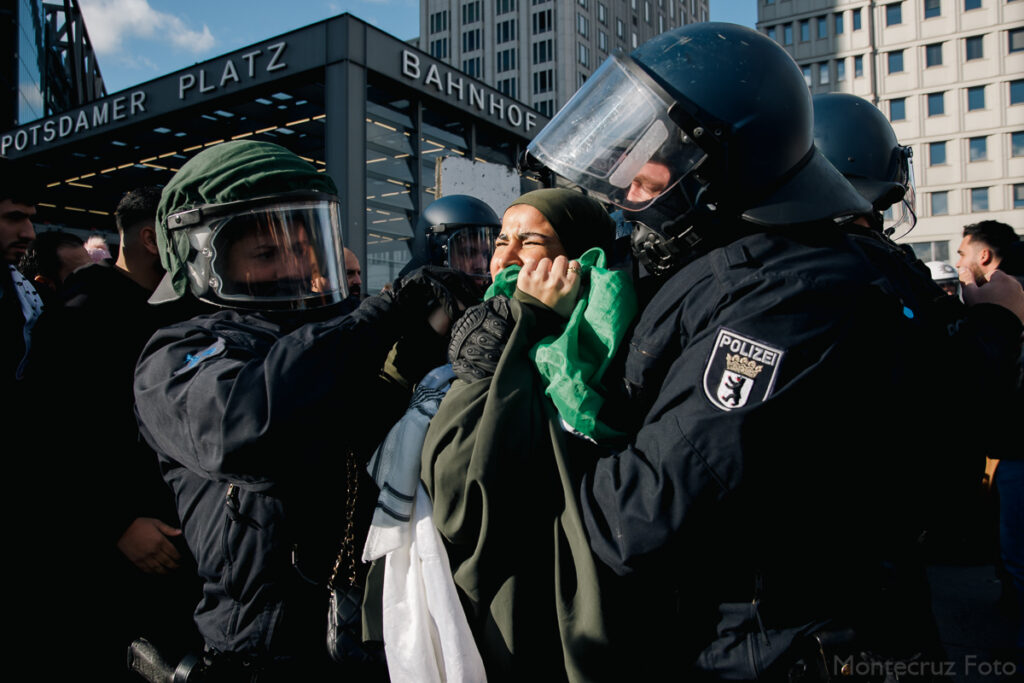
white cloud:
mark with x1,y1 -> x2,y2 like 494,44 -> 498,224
79,0 -> 215,56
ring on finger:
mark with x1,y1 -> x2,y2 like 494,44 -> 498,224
567,265 -> 581,273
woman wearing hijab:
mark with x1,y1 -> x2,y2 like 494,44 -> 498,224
416,189 -> 640,683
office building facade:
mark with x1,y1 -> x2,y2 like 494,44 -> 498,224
419,0 -> 709,117
758,0 -> 1023,262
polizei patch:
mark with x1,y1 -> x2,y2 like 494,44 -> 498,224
702,329 -> 785,411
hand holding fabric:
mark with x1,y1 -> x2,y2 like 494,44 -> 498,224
516,256 -> 581,318
116,517 -> 183,575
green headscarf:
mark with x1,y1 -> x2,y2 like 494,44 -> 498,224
155,140 -> 337,300
507,188 -> 615,259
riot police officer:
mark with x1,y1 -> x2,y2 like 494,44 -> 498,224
133,140 -> 476,680
403,194 -> 501,286
522,23 -> 968,678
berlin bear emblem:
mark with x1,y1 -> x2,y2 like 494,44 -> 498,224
703,328 -> 785,411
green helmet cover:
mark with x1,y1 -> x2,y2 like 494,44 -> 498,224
156,140 -> 338,299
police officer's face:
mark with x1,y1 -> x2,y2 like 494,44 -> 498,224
225,220 -> 313,286
625,161 -> 672,206
0,199 -> 37,264
491,204 -> 566,278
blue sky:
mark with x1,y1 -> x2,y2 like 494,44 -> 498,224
80,0 -> 757,93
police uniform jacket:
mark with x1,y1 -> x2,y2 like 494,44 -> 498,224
134,294 -> 412,662
580,223 -> 1022,678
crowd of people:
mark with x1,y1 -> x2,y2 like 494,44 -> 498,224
2,22 -> 1022,683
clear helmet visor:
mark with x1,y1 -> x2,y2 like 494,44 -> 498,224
526,52 -> 707,211
446,225 -> 499,280
207,198 -> 348,309
883,153 -> 917,240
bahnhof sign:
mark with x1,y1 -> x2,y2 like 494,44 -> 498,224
1,14 -> 547,292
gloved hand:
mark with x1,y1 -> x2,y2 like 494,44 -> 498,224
391,265 -> 484,326
448,295 -> 514,382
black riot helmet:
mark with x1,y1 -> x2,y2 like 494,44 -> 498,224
523,22 -> 870,275
406,194 -> 501,283
813,93 -> 917,239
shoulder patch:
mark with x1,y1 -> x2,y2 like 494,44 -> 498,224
173,337 -> 227,377
702,328 -> 785,411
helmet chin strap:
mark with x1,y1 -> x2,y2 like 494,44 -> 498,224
627,181 -> 719,277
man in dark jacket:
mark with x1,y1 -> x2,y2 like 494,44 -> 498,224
520,23 -> 1023,679
133,140 -> 476,680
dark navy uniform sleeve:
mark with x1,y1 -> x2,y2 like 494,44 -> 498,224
579,235 -> 918,576
134,294 -> 406,482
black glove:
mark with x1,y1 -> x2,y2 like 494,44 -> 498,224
448,296 -> 514,382
391,265 -> 484,325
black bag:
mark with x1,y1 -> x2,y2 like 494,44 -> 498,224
325,449 -> 377,665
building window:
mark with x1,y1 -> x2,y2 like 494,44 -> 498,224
498,77 -> 518,98
800,19 -> 810,42
967,86 -> 986,110
885,3 -> 902,25
578,42 -> 590,67
616,18 -> 624,38
1012,80 -> 1024,105
497,48 -> 516,72
598,2 -> 607,23
430,10 -> 449,34
462,1 -> 481,24
577,13 -> 589,37
817,16 -> 828,39
834,12 -> 844,34
802,65 -> 812,87
497,0 -> 516,15
599,31 -> 607,52
462,29 -> 481,52
971,187 -> 989,212
819,63 -> 830,85
1010,28 -> 1024,53
462,57 -> 481,77
890,98 -> 906,120
888,50 -> 905,73
930,192 -> 949,216
852,9 -> 862,30
924,0 -> 941,18
645,1 -> 651,22
1011,131 -> 1024,157
965,35 -> 984,60
854,55 -> 864,77
532,39 -> 553,64
533,9 -> 553,33
929,141 -> 947,165
533,69 -> 554,94
927,92 -> 945,116
964,0 -> 981,9
536,100 -> 554,117
910,240 -> 950,261
925,42 -> 943,66
837,59 -> 846,81
430,38 -> 449,59
497,19 -> 517,43
784,24 -> 793,45
1014,184 -> 1024,210
969,136 -> 988,161
632,31 -> 638,48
